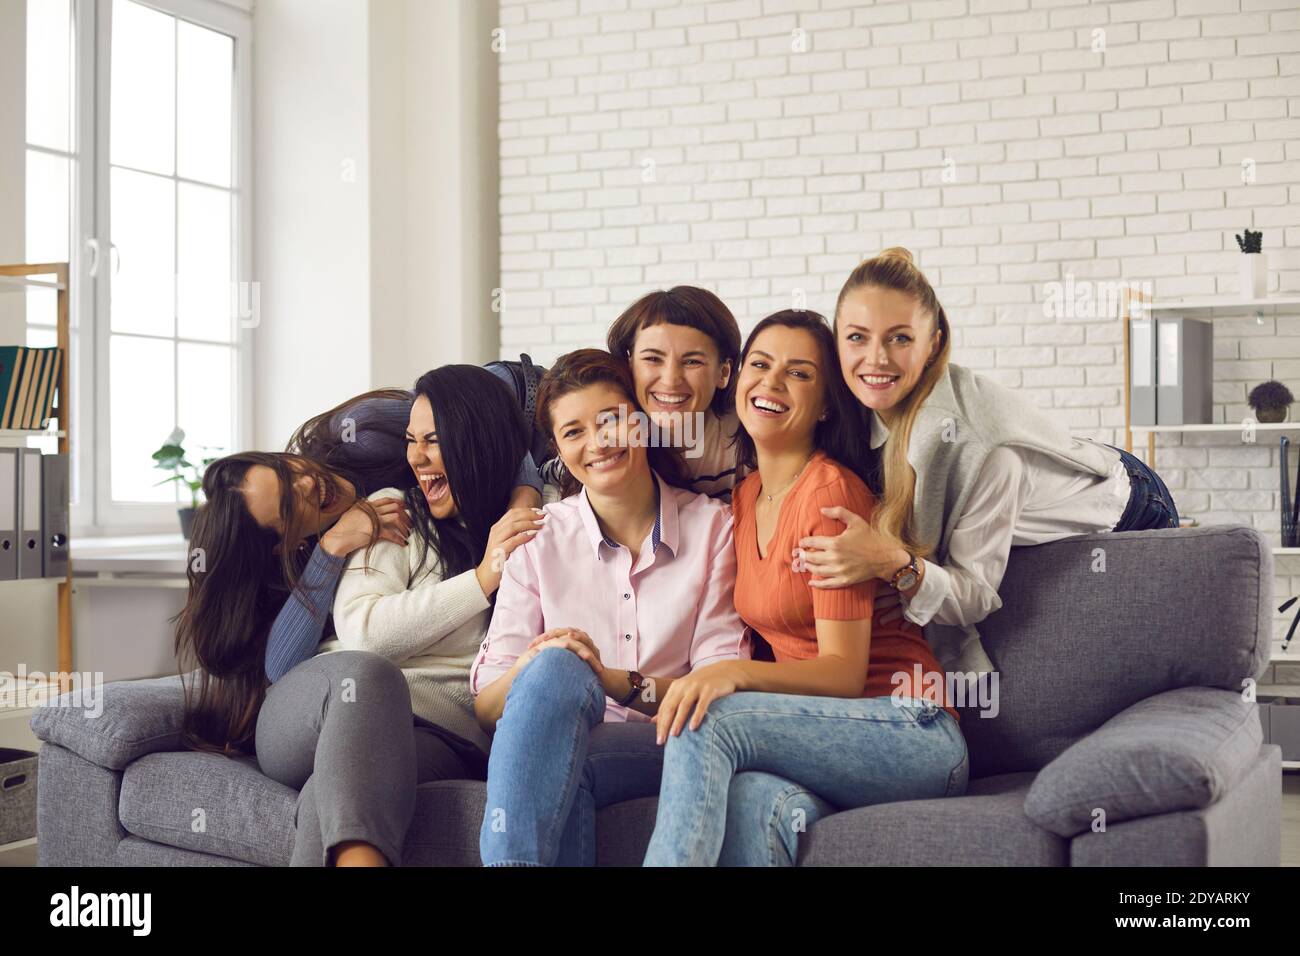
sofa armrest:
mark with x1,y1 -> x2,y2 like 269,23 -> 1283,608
28,673 -> 189,771
1023,686 -> 1263,837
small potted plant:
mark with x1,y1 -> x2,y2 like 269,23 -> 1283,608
151,428 -> 219,538
1235,227 -> 1267,300
1249,380 -> 1293,424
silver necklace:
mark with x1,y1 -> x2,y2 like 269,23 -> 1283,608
762,455 -> 813,503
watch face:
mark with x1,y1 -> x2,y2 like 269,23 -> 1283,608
896,570 -> 918,591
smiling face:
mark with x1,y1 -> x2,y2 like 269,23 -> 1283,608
549,382 -> 649,496
406,394 -> 458,521
836,285 -> 942,418
628,322 -> 731,424
735,324 -> 828,454
240,457 -> 352,539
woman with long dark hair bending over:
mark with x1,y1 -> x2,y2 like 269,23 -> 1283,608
175,369 -> 542,865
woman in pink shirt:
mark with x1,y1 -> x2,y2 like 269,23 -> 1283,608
471,348 -> 750,866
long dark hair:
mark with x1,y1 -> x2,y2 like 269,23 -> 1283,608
535,348 -> 689,499
175,374 -> 526,755
287,387 -> 415,498
176,451 -> 326,755
399,365 -> 529,585
732,310 -> 877,488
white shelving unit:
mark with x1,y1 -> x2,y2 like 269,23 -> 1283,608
1129,422 -> 1300,435
1122,292 -> 1300,447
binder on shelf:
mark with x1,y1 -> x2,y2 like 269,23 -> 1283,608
0,346 -> 63,430
1129,317 -> 1156,426
41,453 -> 69,580
1154,316 -> 1213,426
0,448 -> 17,581
17,448 -> 43,578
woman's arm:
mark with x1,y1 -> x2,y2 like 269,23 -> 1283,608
654,617 -> 872,742
333,540 -> 491,664
735,617 -> 870,697
685,509 -> 752,670
485,362 -> 545,505
800,447 -> 1025,630
470,543 -> 545,729
264,496 -> 412,682
898,446 -> 1025,629
264,544 -> 347,683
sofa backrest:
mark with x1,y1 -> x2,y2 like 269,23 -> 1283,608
956,525 -> 1273,779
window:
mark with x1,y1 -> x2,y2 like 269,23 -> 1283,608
21,0 -> 251,532
23,0 -> 79,463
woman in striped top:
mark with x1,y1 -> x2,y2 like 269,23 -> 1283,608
643,310 -> 970,867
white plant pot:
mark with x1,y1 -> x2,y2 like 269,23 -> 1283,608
1239,252 -> 1267,300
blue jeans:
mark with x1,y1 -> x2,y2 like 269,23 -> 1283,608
1106,444 -> 1179,531
479,647 -> 663,866
643,692 -> 969,867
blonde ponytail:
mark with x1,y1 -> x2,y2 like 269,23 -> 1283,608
833,248 -> 953,558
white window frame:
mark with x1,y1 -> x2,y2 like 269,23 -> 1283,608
81,0 -> 252,533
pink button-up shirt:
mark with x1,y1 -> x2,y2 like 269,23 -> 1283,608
470,471 -> 750,722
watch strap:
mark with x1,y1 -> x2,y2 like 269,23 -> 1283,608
618,671 -> 645,707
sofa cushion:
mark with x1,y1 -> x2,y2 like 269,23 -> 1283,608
119,750 -> 296,866
29,674 -> 188,771
402,780 -> 487,866
1024,686 -> 1264,838
798,771 -> 1066,866
399,784 -> 660,867
959,525 -> 1272,779
1067,747 -> 1281,866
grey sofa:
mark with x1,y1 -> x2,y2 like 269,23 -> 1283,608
31,524 -> 1281,866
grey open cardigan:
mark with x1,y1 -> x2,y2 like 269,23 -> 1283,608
889,362 -> 1117,675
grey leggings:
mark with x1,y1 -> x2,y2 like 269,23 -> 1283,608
254,650 -> 485,866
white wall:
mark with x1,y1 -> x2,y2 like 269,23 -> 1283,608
253,0 -> 500,448
0,0 -> 26,341
369,0 -> 501,389
495,0 -> 1300,651
252,0 -> 374,448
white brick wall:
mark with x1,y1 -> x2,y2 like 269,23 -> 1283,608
496,0 -> 1300,654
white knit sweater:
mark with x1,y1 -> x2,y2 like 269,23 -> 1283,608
321,488 -> 492,754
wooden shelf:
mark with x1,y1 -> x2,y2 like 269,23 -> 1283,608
0,275 -> 66,294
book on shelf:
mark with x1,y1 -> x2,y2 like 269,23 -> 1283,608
0,346 -> 63,430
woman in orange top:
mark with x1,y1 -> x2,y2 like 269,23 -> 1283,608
643,310 -> 969,867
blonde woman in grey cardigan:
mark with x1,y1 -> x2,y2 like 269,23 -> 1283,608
797,248 -> 1178,674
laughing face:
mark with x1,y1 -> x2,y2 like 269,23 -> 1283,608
549,382 -> 648,496
836,285 -> 942,419
735,324 -> 828,452
241,456 -> 353,538
628,322 -> 730,424
406,395 -> 459,521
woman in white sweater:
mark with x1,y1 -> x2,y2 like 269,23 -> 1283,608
253,365 -> 543,866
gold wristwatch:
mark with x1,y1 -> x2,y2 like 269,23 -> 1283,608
890,554 -> 921,592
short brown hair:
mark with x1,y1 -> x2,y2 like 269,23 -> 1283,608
536,348 -> 688,497
605,287 -> 742,415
